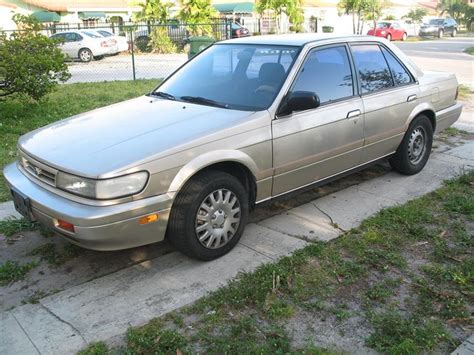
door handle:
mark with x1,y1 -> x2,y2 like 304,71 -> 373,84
407,94 -> 417,102
347,110 -> 361,119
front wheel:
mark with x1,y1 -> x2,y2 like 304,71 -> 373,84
438,29 -> 444,38
386,33 -> 392,41
78,48 -> 92,62
389,115 -> 433,175
167,170 -> 249,260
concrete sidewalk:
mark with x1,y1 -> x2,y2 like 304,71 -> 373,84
1,141 -> 473,354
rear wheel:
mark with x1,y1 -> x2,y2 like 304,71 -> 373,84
390,115 -> 433,175
402,32 -> 408,41
78,48 -> 92,62
167,170 -> 249,260
452,28 -> 457,37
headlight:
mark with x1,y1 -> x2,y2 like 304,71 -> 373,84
56,171 -> 149,199
381,30 -> 386,35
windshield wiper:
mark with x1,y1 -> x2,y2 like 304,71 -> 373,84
180,96 -> 229,109
149,91 -> 176,101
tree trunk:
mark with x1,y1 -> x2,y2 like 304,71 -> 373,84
352,11 -> 356,34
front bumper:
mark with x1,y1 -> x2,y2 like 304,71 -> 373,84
419,29 -> 439,36
3,162 -> 174,251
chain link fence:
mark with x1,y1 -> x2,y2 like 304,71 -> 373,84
7,21 -> 232,84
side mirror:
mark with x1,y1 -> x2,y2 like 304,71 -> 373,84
282,91 -> 320,115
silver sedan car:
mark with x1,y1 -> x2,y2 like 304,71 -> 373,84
4,34 -> 462,260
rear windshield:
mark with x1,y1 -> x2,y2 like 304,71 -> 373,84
83,31 -> 101,38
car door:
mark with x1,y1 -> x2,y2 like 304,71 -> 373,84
60,33 -> 79,58
391,23 -> 402,40
271,44 -> 365,195
350,43 -> 420,163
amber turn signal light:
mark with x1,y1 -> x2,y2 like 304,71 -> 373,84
139,213 -> 159,225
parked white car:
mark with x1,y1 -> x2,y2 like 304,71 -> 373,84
50,30 -> 112,62
95,29 -> 129,53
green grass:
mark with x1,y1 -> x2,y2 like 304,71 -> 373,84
0,260 -> 38,285
0,217 -> 36,237
464,47 -> 474,55
458,84 -> 473,101
77,342 -> 110,355
78,171 -> 474,354
29,242 -> 83,267
0,217 -> 54,238
0,79 -> 160,202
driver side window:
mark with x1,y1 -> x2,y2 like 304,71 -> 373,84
291,46 -> 354,105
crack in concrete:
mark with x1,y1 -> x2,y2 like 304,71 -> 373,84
239,242 -> 275,261
311,203 -> 347,233
255,222 -> 316,244
38,303 -> 87,344
11,312 -> 41,354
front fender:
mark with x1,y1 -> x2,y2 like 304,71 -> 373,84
167,150 -> 259,193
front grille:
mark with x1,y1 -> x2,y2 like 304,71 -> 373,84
20,152 -> 57,187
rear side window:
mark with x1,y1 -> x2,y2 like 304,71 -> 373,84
381,47 -> 413,86
292,45 -> 354,104
351,44 -> 393,94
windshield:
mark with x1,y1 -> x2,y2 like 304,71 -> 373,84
377,22 -> 390,28
154,44 -> 299,111
428,19 -> 444,25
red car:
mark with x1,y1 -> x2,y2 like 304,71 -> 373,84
368,22 -> 408,41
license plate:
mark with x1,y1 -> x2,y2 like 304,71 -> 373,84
11,188 -> 32,221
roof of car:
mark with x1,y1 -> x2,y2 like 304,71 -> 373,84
219,33 -> 385,47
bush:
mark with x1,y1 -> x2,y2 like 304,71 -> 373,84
0,15 -> 70,100
149,27 -> 177,54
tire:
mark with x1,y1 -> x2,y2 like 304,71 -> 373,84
389,115 -> 433,175
451,28 -> 457,37
167,170 -> 249,261
402,33 -> 407,41
386,33 -> 392,41
78,48 -> 92,62
438,29 -> 444,38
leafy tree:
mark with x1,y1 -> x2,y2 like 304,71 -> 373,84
136,0 -> 172,23
337,0 -> 367,34
0,15 -> 70,100
257,0 -> 304,33
177,0 -> 218,35
338,0 -> 390,34
402,8 -> 427,24
438,0 -> 467,22
364,0 -> 391,30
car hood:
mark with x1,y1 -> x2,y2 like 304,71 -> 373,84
19,96 -> 256,178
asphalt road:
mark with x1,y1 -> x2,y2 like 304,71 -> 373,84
66,37 -> 473,88
394,37 -> 474,88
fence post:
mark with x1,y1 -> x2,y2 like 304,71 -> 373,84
130,27 -> 136,81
